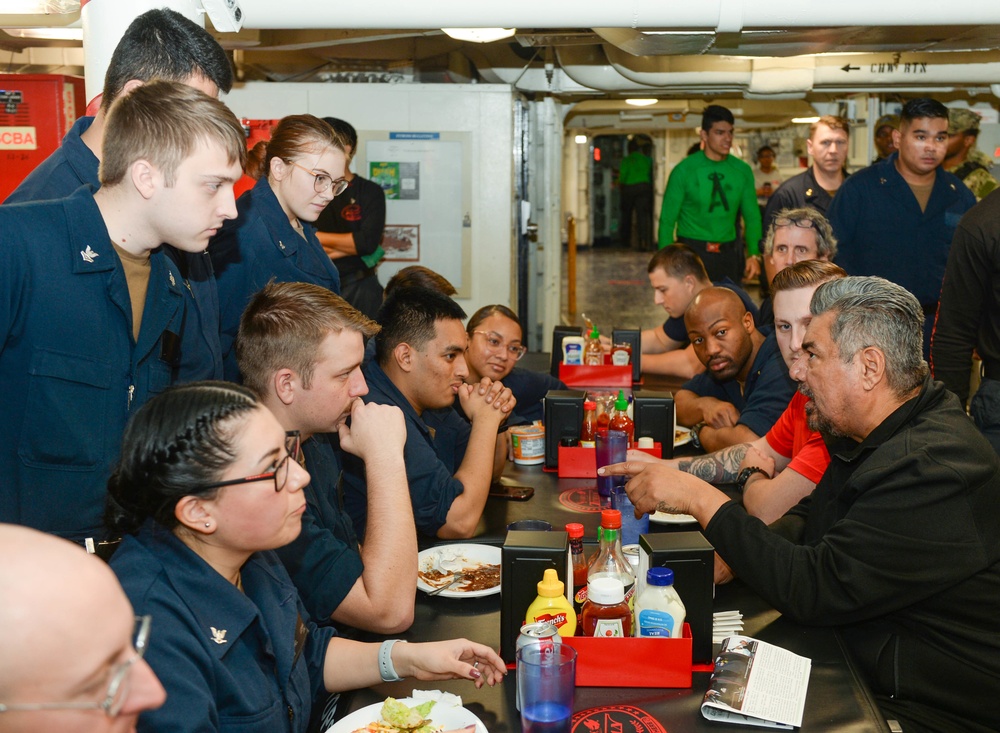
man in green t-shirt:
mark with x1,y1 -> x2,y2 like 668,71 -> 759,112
658,105 -> 762,283
618,137 -> 654,250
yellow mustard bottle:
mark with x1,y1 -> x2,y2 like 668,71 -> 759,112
525,568 -> 577,637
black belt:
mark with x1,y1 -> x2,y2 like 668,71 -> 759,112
339,266 -> 377,286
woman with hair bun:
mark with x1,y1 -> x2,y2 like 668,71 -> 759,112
107,381 -> 506,733
210,115 -> 348,380
464,304 -> 565,423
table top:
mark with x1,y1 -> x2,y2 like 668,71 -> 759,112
432,460 -> 714,550
344,467 -> 891,733
342,579 -> 888,732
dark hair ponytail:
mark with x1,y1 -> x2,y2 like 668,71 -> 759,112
466,304 -> 521,335
244,114 -> 347,181
105,381 -> 259,536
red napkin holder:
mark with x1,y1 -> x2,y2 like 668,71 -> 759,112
563,623 -> 693,688
556,443 -> 661,478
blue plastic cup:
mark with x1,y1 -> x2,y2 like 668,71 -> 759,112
611,486 -> 649,546
517,643 -> 576,733
595,429 -> 628,497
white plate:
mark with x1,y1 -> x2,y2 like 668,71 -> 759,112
674,426 -> 692,448
326,697 -> 487,733
650,511 -> 698,525
417,545 -> 501,598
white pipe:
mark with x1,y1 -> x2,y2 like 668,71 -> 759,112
812,57 -> 1000,86
552,45 -> 1000,96
235,0 -> 1000,29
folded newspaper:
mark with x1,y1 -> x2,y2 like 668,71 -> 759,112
701,636 -> 811,729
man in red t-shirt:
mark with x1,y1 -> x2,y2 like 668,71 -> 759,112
631,260 -> 845,524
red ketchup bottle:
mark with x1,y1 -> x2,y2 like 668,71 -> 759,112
580,576 -> 632,637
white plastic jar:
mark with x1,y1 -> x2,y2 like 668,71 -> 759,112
634,567 -> 686,638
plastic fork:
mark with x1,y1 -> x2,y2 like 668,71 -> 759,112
428,572 -> 466,595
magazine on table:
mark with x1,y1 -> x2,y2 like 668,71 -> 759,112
700,635 -> 811,729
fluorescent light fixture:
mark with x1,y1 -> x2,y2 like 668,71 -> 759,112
625,98 -> 657,107
791,116 -> 820,124
5,27 -> 82,41
441,28 -> 515,43
574,134 -> 588,144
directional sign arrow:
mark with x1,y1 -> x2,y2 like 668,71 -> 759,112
841,64 -> 861,72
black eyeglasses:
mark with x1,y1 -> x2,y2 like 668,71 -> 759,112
0,615 -> 151,718
290,162 -> 349,197
472,330 -> 527,360
773,217 -> 816,230
200,431 -> 302,493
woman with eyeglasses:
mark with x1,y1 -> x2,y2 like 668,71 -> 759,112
106,381 -> 506,733
210,114 -> 349,381
465,305 -> 566,423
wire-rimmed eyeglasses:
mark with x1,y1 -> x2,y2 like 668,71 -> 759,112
0,615 -> 151,718
290,162 -> 348,197
472,330 -> 527,360
199,431 -> 302,493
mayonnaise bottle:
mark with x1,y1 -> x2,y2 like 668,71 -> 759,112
634,567 -> 686,638
562,336 -> 586,366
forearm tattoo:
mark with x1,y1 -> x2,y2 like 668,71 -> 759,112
656,501 -> 687,515
677,443 -> 751,483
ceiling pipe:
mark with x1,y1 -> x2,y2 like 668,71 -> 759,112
234,0 -> 1000,29
547,44 -> 1000,96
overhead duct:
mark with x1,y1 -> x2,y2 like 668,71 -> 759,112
811,52 -> 1000,88
601,48 -> 754,89
556,45 -> 662,91
233,0 -> 1000,30
595,45 -> 1000,96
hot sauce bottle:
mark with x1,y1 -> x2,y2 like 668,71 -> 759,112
580,400 -> 598,443
584,327 -> 604,366
566,523 -> 588,617
608,389 -> 634,444
587,509 -> 636,610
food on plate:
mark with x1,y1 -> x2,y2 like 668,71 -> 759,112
350,697 -> 477,733
352,697 -> 436,733
418,563 -> 500,593
457,563 -> 500,591
418,547 -> 500,593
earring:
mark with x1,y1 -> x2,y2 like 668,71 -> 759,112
204,522 -> 212,528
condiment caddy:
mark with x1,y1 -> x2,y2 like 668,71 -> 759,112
512,516 -> 695,688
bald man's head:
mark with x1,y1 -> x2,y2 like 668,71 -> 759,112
0,525 -> 164,732
684,287 -> 757,383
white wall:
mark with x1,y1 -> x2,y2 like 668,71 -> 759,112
221,82 -> 516,314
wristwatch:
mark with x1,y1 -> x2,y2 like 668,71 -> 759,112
736,466 -> 768,492
689,422 -> 706,450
